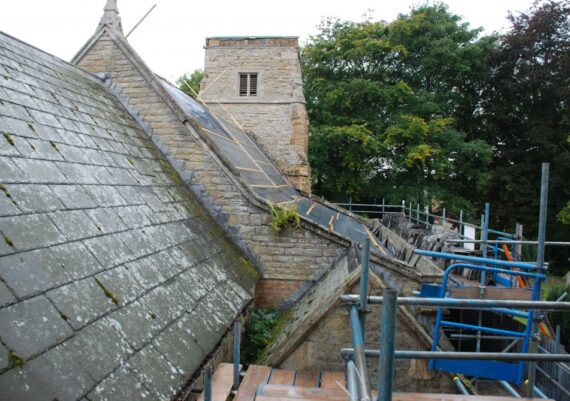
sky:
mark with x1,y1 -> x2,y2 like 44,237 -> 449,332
0,0 -> 535,82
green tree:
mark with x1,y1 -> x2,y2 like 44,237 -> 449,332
559,135 -> 570,225
303,6 -> 495,213
176,69 -> 203,99
481,1 -> 570,273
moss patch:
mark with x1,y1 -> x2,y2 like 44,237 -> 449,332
95,278 -> 120,305
8,350 -> 24,368
27,123 -> 35,132
3,132 -> 14,146
159,159 -> 184,185
49,141 -> 60,153
3,233 -> 14,249
239,256 -> 260,279
0,184 -> 17,205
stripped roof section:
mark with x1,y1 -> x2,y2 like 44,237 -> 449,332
0,31 -> 256,401
159,79 -> 391,257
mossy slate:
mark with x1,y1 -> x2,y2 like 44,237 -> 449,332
0,30 -> 256,400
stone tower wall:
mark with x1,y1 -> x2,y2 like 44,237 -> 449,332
200,37 -> 311,192
75,32 -> 339,309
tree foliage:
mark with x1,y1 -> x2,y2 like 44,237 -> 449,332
304,1 -> 570,272
303,4 -> 495,214
481,0 -> 570,272
176,69 -> 203,99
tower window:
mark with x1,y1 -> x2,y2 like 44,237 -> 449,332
239,73 -> 258,96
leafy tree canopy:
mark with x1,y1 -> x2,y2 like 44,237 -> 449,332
304,4 -> 495,215
176,69 -> 203,99
482,0 -> 570,272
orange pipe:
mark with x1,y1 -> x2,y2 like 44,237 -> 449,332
502,244 -> 526,288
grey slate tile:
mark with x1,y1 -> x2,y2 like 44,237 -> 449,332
0,295 -> 73,359
14,137 -> 64,161
84,207 -> 127,234
0,364 -> 59,401
87,365 -> 158,401
95,266 -> 145,305
84,185 -> 127,207
114,205 -> 152,229
0,213 -> 66,253
125,257 -> 167,291
0,155 -> 26,183
152,314 -> 205,377
146,279 -> 188,321
0,131 -> 20,157
47,277 -> 115,330
51,184 -> 97,209
28,109 -> 63,128
56,161 -> 100,184
126,344 -> 185,400
7,184 -> 65,213
0,187 -> 20,217
0,279 -> 16,307
0,344 -> 95,401
49,241 -> 104,280
26,120 -> 64,142
66,317 -> 133,383
105,299 -> 164,351
0,341 -> 8,371
117,228 -> 160,260
11,158 -> 68,183
49,209 -> 101,241
0,248 -> 71,298
84,234 -> 135,268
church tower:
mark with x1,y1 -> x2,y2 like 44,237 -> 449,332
200,37 -> 311,193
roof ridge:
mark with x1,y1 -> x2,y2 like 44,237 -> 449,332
0,30 -> 106,85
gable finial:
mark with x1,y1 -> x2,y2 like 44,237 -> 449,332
98,0 -> 123,34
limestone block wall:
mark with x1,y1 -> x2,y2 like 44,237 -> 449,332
280,283 -> 455,393
75,32 -> 341,308
201,37 -> 311,192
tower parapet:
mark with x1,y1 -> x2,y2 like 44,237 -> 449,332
200,36 -> 311,192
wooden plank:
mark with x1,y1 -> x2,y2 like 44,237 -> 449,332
393,393 -> 550,401
294,371 -> 320,388
319,371 -> 345,390
268,369 -> 296,385
198,363 -> 236,401
234,365 -> 272,401
450,286 -> 533,301
256,385 -> 347,401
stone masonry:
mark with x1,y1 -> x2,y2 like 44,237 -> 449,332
200,37 -> 311,192
263,250 -> 454,393
74,29 -> 343,309
72,18 -> 440,309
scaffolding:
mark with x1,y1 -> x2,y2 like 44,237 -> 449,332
340,163 -> 570,401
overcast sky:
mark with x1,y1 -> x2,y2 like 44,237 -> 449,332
1,0 -> 535,82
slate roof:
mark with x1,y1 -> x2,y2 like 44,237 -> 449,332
0,31 -> 257,401
160,79 -> 397,260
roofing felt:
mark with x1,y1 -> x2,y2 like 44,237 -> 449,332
0,31 -> 257,401
160,79 -> 391,257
